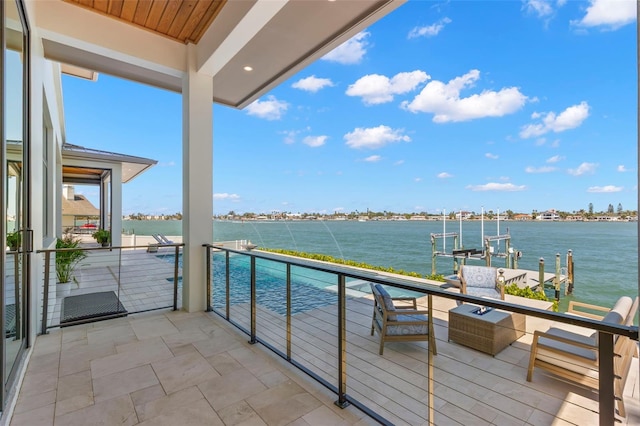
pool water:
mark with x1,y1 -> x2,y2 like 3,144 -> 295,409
212,253 -> 339,315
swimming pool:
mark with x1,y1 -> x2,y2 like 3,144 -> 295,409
211,253 -> 340,315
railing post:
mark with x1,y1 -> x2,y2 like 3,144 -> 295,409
225,251 -> 230,320
598,331 -> 615,426
335,273 -> 349,408
205,245 -> 212,312
172,245 -> 179,311
41,251 -> 50,335
249,255 -> 256,344
286,263 -> 291,360
428,294 -> 434,426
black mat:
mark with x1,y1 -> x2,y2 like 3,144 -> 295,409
61,291 -> 127,327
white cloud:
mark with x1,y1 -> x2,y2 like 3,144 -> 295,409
401,70 -> 528,122
292,76 -> 334,93
587,185 -> 623,193
245,96 -> 288,120
394,160 -> 405,166
158,161 -> 176,167
523,0 -> 554,18
322,32 -> 370,65
344,125 -> 411,149
485,153 -> 499,159
520,101 -> 590,138
364,155 -> 382,162
408,17 -> 452,38
281,130 -> 298,145
525,166 -> 557,173
546,155 -> 564,163
568,162 -> 598,176
303,135 -> 328,148
572,0 -> 636,30
414,177 -> 423,182
437,172 -> 453,178
346,71 -> 430,105
617,165 -> 629,172
214,193 -> 240,201
466,183 -> 527,191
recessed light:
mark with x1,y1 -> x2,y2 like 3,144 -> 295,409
243,66 -> 253,72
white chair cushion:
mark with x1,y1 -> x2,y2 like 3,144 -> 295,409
462,266 -> 497,289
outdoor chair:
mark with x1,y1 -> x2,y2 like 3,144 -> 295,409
458,265 -> 505,301
527,296 -> 638,417
369,283 -> 437,356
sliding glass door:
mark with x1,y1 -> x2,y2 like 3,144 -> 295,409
2,0 -> 29,407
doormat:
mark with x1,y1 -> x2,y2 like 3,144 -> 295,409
61,291 -> 127,327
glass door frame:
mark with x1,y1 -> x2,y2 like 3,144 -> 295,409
1,0 -> 30,408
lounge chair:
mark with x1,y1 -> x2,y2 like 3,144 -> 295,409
152,234 -> 174,245
369,283 -> 437,355
527,296 -> 638,417
458,265 -> 505,301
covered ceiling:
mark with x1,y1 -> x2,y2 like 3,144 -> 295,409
61,0 -> 226,44
36,0 -> 405,108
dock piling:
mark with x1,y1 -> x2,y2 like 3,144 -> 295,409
538,258 -> 545,294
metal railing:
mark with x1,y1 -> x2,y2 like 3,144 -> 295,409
37,243 -> 183,334
204,244 -> 638,426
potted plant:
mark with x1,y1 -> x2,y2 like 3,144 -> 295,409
92,229 -> 111,247
56,232 -> 87,297
6,231 -> 20,251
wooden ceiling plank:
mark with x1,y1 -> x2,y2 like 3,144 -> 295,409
145,0 -> 169,29
120,0 -> 138,22
177,0 -> 213,43
93,0 -> 110,13
77,0 -> 94,7
155,0 -> 182,35
167,0 -> 198,39
132,0 -> 153,26
108,0 -> 124,16
188,0 -> 226,44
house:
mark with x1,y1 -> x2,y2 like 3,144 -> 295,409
60,185 -> 99,230
537,210 -> 560,221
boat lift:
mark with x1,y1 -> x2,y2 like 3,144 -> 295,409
431,231 -> 574,300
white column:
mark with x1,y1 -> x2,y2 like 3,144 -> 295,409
182,43 -> 213,312
110,166 -> 122,246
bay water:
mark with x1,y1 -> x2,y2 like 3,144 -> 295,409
124,219 -> 638,311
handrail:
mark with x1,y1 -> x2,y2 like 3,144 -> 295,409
204,243 -> 638,426
39,244 -> 184,335
204,244 -> 637,339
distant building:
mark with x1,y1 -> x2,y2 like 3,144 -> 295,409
537,210 -> 560,221
61,185 -> 99,230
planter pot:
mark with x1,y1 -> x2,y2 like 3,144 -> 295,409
101,242 -> 109,247
57,282 -> 72,299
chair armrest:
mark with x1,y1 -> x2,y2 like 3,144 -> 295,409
532,330 -> 597,351
392,297 -> 418,309
567,301 -> 608,320
393,310 -> 431,316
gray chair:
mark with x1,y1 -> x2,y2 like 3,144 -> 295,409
370,283 -> 437,355
458,265 -> 504,300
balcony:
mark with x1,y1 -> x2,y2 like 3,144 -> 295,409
8,244 -> 640,425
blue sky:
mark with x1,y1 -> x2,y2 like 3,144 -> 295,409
62,0 -> 637,216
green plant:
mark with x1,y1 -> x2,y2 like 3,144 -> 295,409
261,248 -> 446,282
504,283 -> 559,312
6,231 -> 20,250
56,233 -> 87,283
92,229 -> 111,245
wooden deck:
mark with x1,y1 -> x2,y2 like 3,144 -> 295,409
217,293 -> 640,425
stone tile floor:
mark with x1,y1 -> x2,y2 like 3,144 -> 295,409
10,310 -> 372,426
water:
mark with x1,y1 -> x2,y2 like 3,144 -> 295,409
124,219 -> 638,311
211,253 -> 338,315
